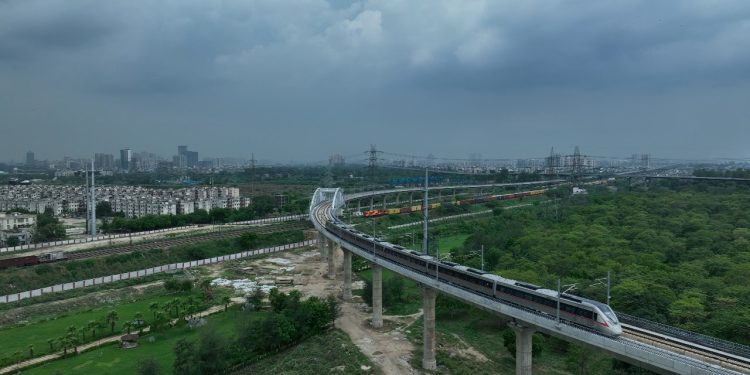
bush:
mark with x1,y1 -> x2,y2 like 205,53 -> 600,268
165,278 -> 193,292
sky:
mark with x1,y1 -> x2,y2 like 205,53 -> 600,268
1,0 -> 749,163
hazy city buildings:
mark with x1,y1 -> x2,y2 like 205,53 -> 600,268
120,148 -> 132,171
0,185 -> 245,219
94,153 -> 115,170
25,151 -> 35,165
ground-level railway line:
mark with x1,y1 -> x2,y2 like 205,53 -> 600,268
1,221 -> 312,264
63,221 -> 312,260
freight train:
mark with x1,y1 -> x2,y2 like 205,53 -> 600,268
0,251 -> 67,270
324,217 -> 622,336
363,189 -> 547,218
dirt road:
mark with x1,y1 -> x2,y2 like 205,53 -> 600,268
284,246 -> 421,375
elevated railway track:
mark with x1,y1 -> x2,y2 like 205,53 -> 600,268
310,183 -> 749,375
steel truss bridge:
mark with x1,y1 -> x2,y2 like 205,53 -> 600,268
309,182 -> 749,375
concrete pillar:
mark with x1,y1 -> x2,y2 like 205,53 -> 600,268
370,197 -> 374,210
383,195 -> 387,209
327,239 -> 336,279
422,287 -> 437,370
371,264 -> 383,328
318,232 -> 326,261
509,321 -> 534,375
357,200 -> 361,211
343,250 -> 352,300
410,193 -> 413,205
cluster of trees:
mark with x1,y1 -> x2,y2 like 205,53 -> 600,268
446,182 -> 750,344
166,289 -> 338,375
32,210 -> 67,243
99,196 -> 277,233
694,168 -> 750,179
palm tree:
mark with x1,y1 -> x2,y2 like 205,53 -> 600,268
13,351 -> 22,367
134,312 -> 144,334
122,320 -> 133,335
106,310 -> 119,333
171,298 -> 182,317
28,344 -> 34,358
221,295 -> 232,311
65,326 -> 80,355
59,337 -> 68,356
200,279 -> 214,300
47,338 -> 55,352
87,320 -> 98,339
149,302 -> 159,320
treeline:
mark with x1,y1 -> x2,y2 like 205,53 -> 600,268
161,289 -> 338,375
447,183 -> 750,344
100,196 -> 278,233
694,168 -> 750,179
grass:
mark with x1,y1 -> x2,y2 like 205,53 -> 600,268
21,309 -> 249,375
0,289 -> 226,361
233,329 -> 381,375
436,234 -> 470,254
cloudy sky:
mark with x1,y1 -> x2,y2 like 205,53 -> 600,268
1,0 -> 749,163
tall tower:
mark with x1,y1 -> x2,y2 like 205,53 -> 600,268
640,154 -> 650,171
120,148 -> 132,171
571,146 -> 584,181
367,144 -> 380,177
89,159 -> 96,236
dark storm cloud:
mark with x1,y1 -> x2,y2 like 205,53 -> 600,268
0,0 -> 749,162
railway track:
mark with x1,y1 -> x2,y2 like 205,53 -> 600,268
65,221 -> 312,260
623,325 -> 750,374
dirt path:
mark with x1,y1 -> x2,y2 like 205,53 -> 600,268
286,246 -> 421,375
336,303 -> 420,375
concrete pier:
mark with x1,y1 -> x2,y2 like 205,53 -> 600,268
509,321 -> 534,375
371,263 -> 383,328
343,250 -> 352,300
327,239 -> 336,279
318,232 -> 325,259
422,287 -> 437,370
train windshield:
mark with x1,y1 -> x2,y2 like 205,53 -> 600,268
592,302 -> 619,324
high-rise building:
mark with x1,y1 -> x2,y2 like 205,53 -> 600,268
177,146 -> 199,168
186,151 -> 199,167
95,153 -> 115,170
173,154 -> 187,169
25,151 -> 35,165
120,148 -> 132,171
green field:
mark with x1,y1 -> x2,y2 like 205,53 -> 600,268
0,289 -> 220,361
436,234 -> 471,254
22,309 -> 250,375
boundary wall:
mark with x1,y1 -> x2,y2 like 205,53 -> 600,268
0,239 -> 317,304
